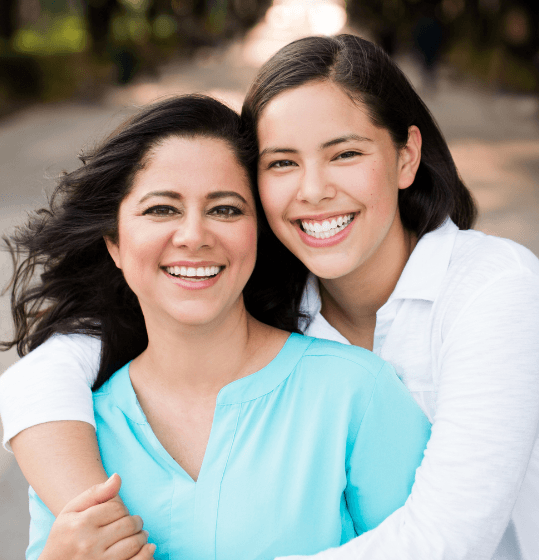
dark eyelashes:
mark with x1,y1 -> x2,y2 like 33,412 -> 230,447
141,204 -> 244,217
142,205 -> 177,216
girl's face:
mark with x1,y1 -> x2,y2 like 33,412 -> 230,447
257,81 -> 421,280
106,136 -> 258,331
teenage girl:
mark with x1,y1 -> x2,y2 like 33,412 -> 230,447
1,35 -> 538,560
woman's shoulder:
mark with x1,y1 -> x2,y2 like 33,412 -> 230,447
295,335 -> 390,384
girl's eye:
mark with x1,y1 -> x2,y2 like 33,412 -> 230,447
267,159 -> 297,169
334,151 -> 361,160
142,205 -> 178,216
209,206 -> 243,218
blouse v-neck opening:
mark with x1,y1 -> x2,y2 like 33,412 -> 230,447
107,332 -> 313,484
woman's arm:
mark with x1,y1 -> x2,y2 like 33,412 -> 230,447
0,333 -> 105,515
277,270 -> 539,560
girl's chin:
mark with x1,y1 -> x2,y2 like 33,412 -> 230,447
299,256 -> 359,281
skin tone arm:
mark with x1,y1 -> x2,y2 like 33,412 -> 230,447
11,421 -> 108,517
39,474 -> 156,560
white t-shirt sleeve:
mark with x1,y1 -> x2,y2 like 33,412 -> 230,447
277,269 -> 539,560
0,334 -> 102,451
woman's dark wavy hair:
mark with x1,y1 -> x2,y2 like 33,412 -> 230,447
1,94 -> 296,390
241,34 -> 478,323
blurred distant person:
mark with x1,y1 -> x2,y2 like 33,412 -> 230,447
413,6 -> 444,94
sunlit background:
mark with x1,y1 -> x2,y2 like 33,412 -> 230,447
1,0 -> 539,557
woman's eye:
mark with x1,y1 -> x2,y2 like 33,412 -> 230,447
142,205 -> 178,216
209,206 -> 243,217
268,159 -> 297,169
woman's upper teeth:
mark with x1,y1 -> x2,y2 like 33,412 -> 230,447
301,214 -> 353,233
165,265 -> 221,277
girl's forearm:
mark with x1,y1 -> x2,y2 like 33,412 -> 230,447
11,420 -> 113,516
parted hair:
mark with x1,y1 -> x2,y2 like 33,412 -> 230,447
1,94 -> 298,390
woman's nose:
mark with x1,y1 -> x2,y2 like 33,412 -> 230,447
296,165 -> 336,205
171,214 -> 213,251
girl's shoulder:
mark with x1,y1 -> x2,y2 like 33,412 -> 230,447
450,228 -> 539,279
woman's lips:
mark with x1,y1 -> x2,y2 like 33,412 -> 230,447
162,265 -> 225,290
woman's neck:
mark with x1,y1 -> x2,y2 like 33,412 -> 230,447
319,223 -> 416,350
130,300 -> 287,398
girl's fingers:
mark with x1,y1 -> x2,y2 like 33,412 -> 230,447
104,530 -> 149,560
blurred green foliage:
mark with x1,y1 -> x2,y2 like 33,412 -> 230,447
12,14 -> 87,55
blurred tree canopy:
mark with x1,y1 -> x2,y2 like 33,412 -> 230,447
348,0 -> 539,92
0,0 -> 537,113
0,0 -> 270,110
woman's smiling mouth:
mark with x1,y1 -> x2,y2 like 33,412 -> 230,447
164,265 -> 224,280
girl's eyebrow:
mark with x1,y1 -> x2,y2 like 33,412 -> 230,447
259,134 -> 373,158
321,134 -> 373,149
259,147 -> 297,158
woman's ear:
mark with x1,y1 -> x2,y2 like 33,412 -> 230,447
104,236 -> 122,269
397,125 -> 422,190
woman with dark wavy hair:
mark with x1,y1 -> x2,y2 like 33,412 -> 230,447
2,35 -> 539,560
2,93 -> 430,560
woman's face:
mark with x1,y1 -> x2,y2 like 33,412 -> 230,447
256,81 -> 421,280
106,136 -> 258,331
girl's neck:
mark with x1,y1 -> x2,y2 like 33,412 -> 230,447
319,222 -> 416,350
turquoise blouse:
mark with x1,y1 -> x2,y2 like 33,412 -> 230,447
27,334 -> 431,560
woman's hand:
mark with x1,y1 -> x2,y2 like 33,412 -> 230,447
38,474 -> 156,560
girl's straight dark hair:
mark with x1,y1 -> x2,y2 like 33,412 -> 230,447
241,34 -> 477,327
242,34 -> 477,237
2,94 -> 297,390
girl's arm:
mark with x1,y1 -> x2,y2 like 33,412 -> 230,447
0,334 -> 106,515
32,474 -> 155,560
277,270 -> 539,560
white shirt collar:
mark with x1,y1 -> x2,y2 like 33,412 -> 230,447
299,218 -> 459,323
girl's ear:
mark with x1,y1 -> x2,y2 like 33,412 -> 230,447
397,126 -> 422,190
104,236 -> 121,269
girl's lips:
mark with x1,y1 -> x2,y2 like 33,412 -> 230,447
294,213 -> 356,248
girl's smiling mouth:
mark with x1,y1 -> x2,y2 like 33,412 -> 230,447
298,213 -> 356,239
293,212 -> 357,247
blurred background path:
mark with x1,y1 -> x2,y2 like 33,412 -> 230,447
1,0 -> 539,556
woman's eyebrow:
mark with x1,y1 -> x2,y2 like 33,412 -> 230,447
138,190 -> 182,203
206,191 -> 247,204
321,134 -> 373,149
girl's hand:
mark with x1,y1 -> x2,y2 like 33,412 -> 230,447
38,473 -> 156,560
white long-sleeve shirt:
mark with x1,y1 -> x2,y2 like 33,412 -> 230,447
1,220 -> 539,560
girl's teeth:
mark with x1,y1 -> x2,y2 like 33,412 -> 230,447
301,214 -> 354,238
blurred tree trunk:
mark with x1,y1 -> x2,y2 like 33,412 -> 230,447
0,0 -> 18,41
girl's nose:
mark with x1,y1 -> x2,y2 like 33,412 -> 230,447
171,214 -> 213,251
296,165 -> 336,205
